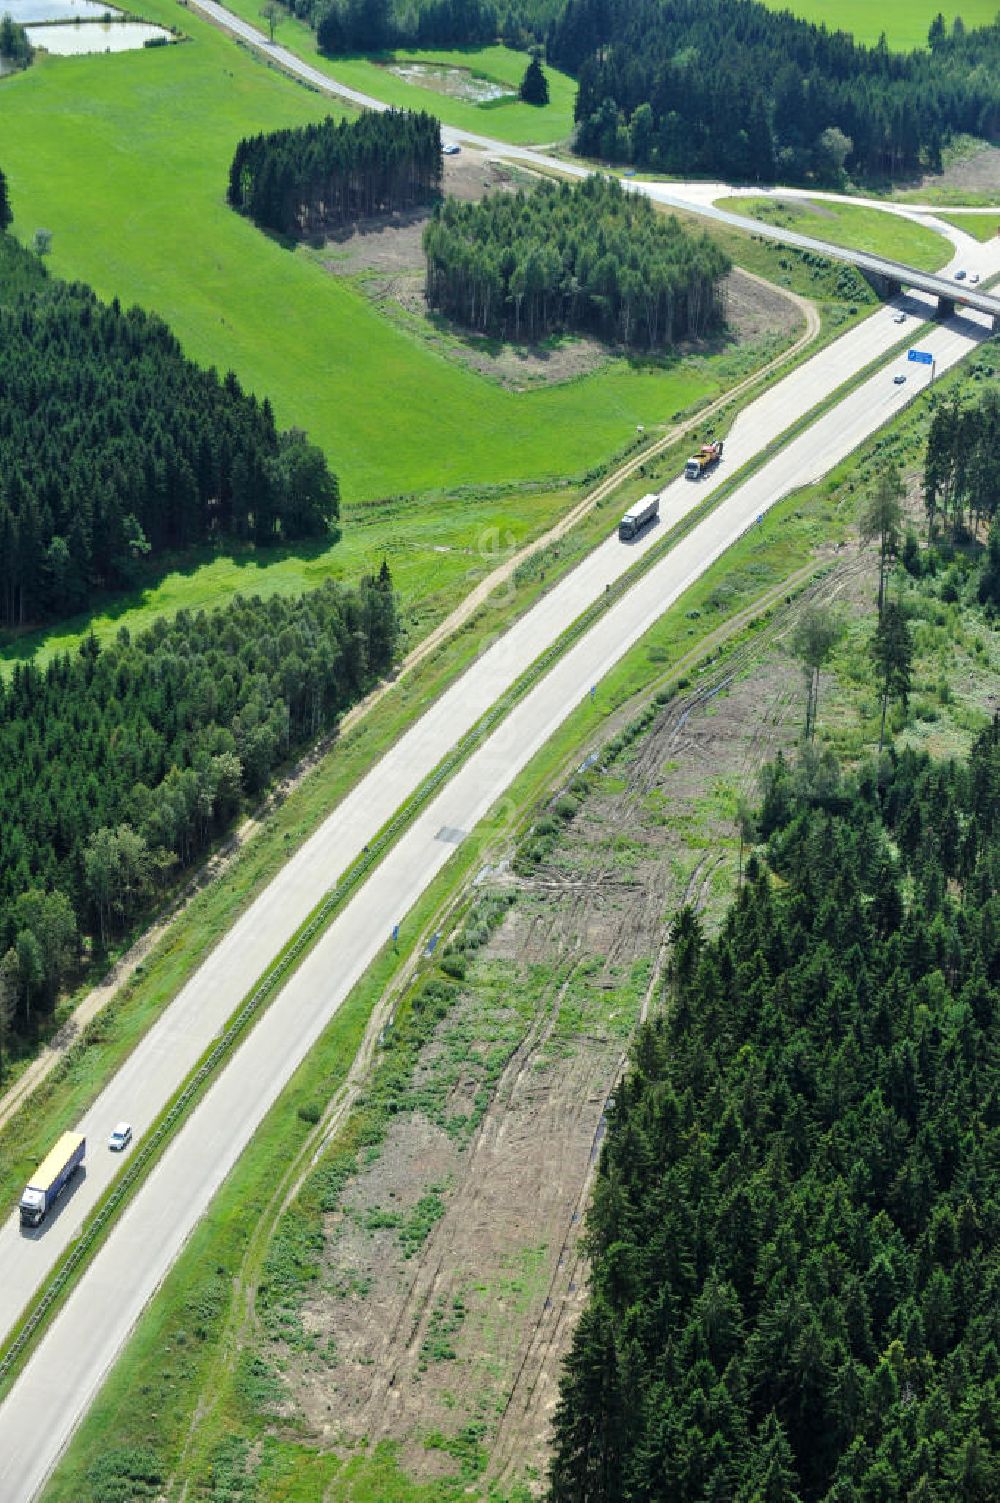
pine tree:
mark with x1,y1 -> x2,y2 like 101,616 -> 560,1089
871,601 -> 913,752
860,467 -> 904,618
548,1299 -> 625,1503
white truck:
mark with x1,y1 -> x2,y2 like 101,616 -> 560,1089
618,493 -> 659,541
19,1132 -> 86,1228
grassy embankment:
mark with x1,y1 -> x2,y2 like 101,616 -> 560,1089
935,211 -> 1000,242
715,194 -> 953,271
758,0 -> 996,48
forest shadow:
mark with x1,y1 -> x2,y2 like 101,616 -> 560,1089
0,534 -> 342,669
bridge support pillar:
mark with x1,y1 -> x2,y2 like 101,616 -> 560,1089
861,269 -> 902,301
937,296 -> 956,321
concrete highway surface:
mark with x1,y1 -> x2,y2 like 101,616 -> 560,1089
1,270 -> 998,1496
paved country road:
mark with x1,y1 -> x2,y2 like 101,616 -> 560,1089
1,276 -> 998,1497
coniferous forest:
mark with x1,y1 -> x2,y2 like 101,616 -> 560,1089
423,176 -> 729,347
0,13 -> 32,72
548,720 -> 1000,1503
275,0 -> 1000,185
0,230 -> 338,628
547,0 -> 1000,182
314,0 -> 537,55
0,572 -> 399,1061
227,110 -> 442,238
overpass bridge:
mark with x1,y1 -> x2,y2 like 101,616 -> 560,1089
640,188 -> 1000,329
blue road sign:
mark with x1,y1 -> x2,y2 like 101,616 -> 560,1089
392,923 -> 399,943
908,349 -> 934,365
426,931 -> 440,956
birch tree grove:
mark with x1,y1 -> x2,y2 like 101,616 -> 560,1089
0,572 -> 399,1045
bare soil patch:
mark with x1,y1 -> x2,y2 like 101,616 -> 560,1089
382,60 -> 515,105
922,143 -> 1000,195
724,266 -> 801,343
320,149 -> 802,389
772,195 -> 838,220
272,552 -> 875,1494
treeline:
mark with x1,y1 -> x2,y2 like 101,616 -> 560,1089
309,0 -> 557,55
924,387 -> 1000,540
0,571 -> 398,1062
0,13 -> 32,71
228,109 -> 441,238
550,718 -> 1000,1502
423,175 -> 729,347
0,235 -> 338,628
546,0 -> 1000,182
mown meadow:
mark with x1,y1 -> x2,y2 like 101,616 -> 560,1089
716,195 -> 953,271
760,0 -> 998,48
0,3 -> 718,509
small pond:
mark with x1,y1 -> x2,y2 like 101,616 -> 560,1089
5,0 -> 122,20
386,61 -> 513,104
24,18 -> 172,50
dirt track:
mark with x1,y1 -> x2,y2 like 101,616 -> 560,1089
272,548 -> 875,1493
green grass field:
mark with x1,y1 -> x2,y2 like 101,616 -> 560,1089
760,0 -> 998,48
219,0 -> 577,146
716,195 -> 952,271
936,211 -> 1000,241
301,45 -> 575,144
0,482 -> 580,670
0,15 -> 725,509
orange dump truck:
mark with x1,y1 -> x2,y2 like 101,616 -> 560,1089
684,439 -> 724,479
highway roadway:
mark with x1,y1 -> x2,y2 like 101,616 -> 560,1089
2,271 -> 999,1496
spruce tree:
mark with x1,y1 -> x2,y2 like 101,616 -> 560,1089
519,53 -> 549,106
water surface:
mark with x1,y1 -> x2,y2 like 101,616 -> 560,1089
24,18 -> 172,50
386,61 -> 514,104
